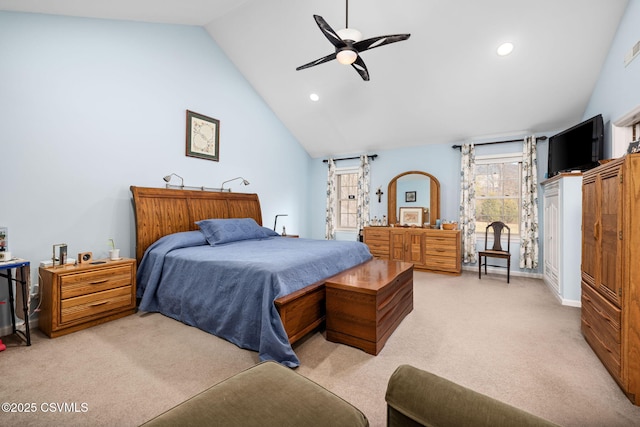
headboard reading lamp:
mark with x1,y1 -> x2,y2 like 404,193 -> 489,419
161,173 -> 250,192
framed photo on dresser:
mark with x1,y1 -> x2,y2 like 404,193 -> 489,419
399,207 -> 423,227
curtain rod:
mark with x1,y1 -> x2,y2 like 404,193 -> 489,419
451,136 -> 547,150
322,154 -> 378,163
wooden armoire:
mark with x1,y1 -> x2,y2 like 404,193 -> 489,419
581,153 -> 640,405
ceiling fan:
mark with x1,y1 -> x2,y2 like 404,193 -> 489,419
295,0 -> 410,81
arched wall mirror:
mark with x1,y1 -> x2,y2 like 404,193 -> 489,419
388,171 -> 441,226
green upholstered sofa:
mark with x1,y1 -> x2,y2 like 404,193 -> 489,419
142,361 -> 559,427
141,361 -> 368,427
385,364 -> 560,427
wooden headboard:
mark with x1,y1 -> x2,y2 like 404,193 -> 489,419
130,186 -> 263,264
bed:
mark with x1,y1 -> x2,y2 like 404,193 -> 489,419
130,186 -> 372,367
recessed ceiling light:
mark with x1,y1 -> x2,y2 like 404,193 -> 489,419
309,93 -> 320,102
497,42 -> 514,56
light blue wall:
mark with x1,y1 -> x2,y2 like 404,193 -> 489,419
584,0 -> 640,150
0,12 -> 311,330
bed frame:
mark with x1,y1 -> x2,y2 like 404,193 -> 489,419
130,186 -> 327,345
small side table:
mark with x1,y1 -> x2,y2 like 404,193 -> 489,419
0,258 -> 31,346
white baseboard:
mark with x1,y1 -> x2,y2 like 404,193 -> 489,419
462,264 -> 543,280
560,298 -> 581,308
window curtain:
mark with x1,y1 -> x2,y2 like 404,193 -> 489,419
459,143 -> 477,263
325,158 -> 337,240
356,155 -> 371,235
520,136 -> 539,269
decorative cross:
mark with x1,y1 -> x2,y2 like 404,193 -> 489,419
375,187 -> 384,203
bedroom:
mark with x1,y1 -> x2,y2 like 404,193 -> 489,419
1,0 -> 640,425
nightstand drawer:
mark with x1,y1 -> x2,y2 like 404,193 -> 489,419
61,265 -> 133,299
61,286 -> 133,324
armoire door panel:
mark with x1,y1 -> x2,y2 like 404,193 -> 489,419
581,179 -> 598,285
599,172 -> 622,306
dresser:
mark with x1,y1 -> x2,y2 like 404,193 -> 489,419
39,258 -> 137,338
363,226 -> 461,275
581,154 -> 640,405
541,173 -> 582,306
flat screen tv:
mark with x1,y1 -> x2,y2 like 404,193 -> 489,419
547,114 -> 604,177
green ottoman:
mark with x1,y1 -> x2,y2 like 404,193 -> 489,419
142,361 -> 368,427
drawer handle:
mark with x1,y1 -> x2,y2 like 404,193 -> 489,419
89,301 -> 109,307
90,279 -> 109,285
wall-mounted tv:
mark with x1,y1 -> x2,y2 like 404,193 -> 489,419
547,114 -> 604,177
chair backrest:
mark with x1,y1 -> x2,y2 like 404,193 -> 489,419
484,221 -> 510,252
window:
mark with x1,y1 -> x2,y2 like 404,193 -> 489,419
337,170 -> 358,230
474,154 -> 521,236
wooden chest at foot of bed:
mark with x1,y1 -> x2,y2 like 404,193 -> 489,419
325,259 -> 413,355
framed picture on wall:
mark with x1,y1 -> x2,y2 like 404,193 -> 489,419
186,110 -> 220,161
399,207 -> 423,227
405,191 -> 416,202
627,140 -> 640,154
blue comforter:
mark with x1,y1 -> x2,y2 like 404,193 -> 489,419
136,231 -> 372,367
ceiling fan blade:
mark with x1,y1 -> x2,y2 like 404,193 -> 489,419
353,33 -> 410,53
313,15 -> 346,48
351,55 -> 370,81
296,52 -> 338,71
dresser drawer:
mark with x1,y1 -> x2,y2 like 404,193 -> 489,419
425,234 -> 456,246
61,285 -> 134,324
367,242 -> 390,257
425,243 -> 456,257
581,282 -> 621,381
425,256 -> 458,272
60,265 -> 134,299
364,228 -> 390,241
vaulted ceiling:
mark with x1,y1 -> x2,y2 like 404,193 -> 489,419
0,0 -> 629,157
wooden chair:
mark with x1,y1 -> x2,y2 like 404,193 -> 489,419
478,221 -> 511,283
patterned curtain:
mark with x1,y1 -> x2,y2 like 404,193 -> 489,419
356,155 -> 371,235
325,158 -> 337,240
459,144 -> 477,263
520,136 -> 539,269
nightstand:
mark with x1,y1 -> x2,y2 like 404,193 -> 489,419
39,258 -> 137,338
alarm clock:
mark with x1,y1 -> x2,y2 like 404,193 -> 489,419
78,252 -> 93,264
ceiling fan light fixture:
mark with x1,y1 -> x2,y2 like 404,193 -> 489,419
337,49 -> 358,65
